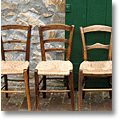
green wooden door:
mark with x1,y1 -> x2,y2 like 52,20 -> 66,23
65,0 -> 112,90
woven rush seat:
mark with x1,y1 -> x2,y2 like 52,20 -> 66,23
80,61 -> 112,75
1,61 -> 29,75
36,60 -> 73,76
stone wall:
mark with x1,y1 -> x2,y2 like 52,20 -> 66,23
1,0 -> 65,79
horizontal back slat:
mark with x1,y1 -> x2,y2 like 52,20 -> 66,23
86,43 -> 109,50
44,38 -> 68,43
41,24 -> 71,31
3,40 -> 26,43
4,49 -> 26,52
1,25 -> 29,30
45,48 -> 67,52
83,25 -> 112,33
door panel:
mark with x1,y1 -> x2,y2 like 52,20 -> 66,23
65,0 -> 112,89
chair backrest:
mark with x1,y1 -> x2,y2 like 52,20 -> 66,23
1,25 -> 32,61
38,24 -> 75,61
80,25 -> 112,61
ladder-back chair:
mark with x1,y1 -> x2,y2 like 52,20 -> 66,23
35,24 -> 75,111
78,25 -> 112,111
1,25 -> 32,111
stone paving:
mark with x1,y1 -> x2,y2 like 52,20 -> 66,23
1,78 -> 112,111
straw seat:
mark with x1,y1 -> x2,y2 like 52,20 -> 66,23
36,60 -> 73,76
1,61 -> 29,75
80,61 -> 112,75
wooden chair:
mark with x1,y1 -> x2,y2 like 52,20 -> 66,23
35,24 -> 75,111
1,25 -> 32,111
78,25 -> 112,111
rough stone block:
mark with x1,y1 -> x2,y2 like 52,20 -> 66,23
5,54 -> 13,61
7,12 -> 15,16
16,11 -> 45,28
57,0 -> 65,11
56,51 -> 64,60
43,13 -> 52,17
48,31 -> 57,38
1,2 -> 17,11
14,45 -> 25,50
42,0 -> 53,7
52,13 -> 65,24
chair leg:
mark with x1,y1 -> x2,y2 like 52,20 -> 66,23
67,76 -> 70,98
78,69 -> 83,111
82,76 -> 87,99
69,70 -> 75,111
4,75 -> 8,98
43,75 -> 46,98
23,69 -> 31,111
35,69 -> 39,111
108,76 -> 112,99
27,67 -> 30,89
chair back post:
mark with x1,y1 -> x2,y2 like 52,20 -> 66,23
25,25 -> 32,61
108,33 -> 112,60
1,36 -> 5,60
66,25 -> 75,61
79,27 -> 87,61
39,26 -> 46,61
80,25 -> 112,61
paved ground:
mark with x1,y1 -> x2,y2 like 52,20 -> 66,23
1,87 -> 112,111
1,77 -> 112,111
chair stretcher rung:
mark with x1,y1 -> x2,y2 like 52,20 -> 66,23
39,77 -> 44,85
39,90 -> 70,93
1,91 -> 26,93
1,84 -> 6,90
46,77 -> 64,79
68,83 -> 70,89
1,75 -> 4,78
82,88 -> 112,91
7,79 -> 24,82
